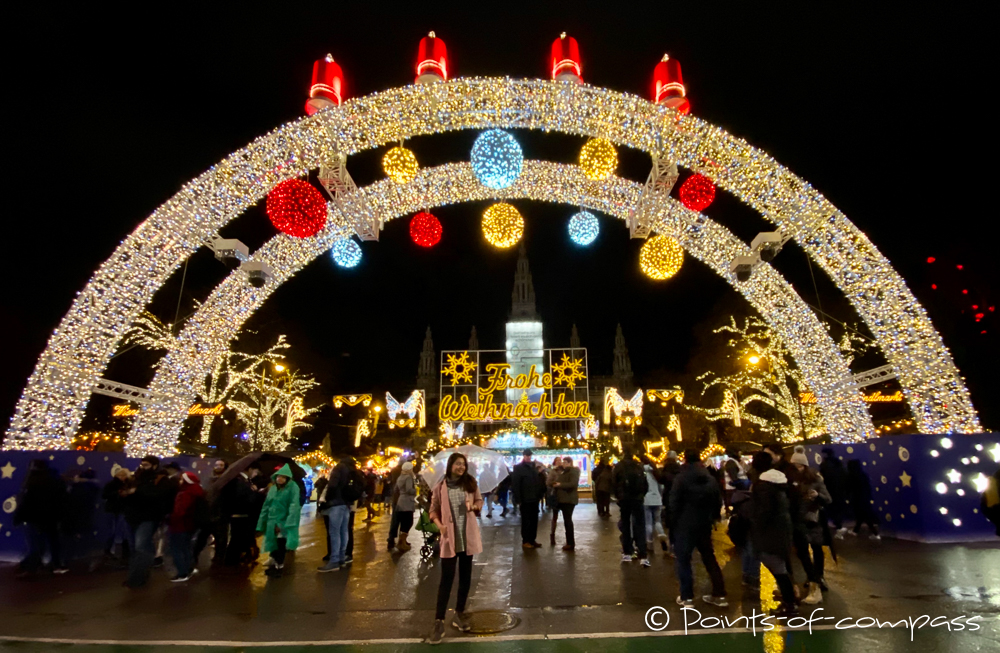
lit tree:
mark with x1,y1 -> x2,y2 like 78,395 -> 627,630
229,368 -> 322,451
121,311 -> 179,358
692,316 -> 868,443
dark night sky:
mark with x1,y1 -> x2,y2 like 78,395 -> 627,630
2,2 -> 997,434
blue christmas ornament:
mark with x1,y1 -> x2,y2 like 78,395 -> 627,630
568,211 -> 599,246
331,237 -> 362,268
471,129 -> 523,190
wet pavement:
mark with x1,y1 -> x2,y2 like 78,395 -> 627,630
1,503 -> 998,651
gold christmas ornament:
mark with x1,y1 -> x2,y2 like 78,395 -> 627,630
482,202 -> 525,248
640,234 -> 684,280
382,146 -> 419,184
579,138 -> 618,180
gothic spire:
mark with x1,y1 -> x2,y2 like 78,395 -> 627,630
570,324 -> 580,349
417,326 -> 435,384
469,325 -> 479,350
613,323 -> 633,386
509,243 -> 538,321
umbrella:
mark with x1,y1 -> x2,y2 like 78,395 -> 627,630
420,444 -> 509,494
210,452 -> 307,499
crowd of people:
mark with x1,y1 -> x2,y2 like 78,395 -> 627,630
11,441 -> 1000,646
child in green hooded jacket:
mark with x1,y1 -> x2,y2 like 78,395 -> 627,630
256,464 -> 301,577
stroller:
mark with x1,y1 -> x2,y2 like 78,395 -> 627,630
414,475 -> 440,562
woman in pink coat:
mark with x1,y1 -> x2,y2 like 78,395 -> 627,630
426,453 -> 483,645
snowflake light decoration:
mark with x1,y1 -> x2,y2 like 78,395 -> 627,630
441,351 -> 477,385
331,237 -> 362,268
551,353 -> 586,389
471,129 -> 523,189
568,211 -> 599,245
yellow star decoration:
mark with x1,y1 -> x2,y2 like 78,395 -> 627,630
899,470 -> 912,487
441,351 -> 477,386
0,461 -> 15,479
551,354 -> 586,390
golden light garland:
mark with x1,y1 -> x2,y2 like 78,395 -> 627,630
382,146 -> 419,184
640,234 -> 684,280
22,78 -> 971,455
579,137 -> 617,180
482,202 -> 524,248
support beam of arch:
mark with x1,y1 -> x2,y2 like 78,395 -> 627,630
127,161 -> 872,455
3,78 -> 976,452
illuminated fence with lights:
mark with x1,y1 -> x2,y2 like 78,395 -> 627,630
1,78 -> 980,456
803,433 -> 1000,543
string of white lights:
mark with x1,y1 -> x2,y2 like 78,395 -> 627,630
128,162 -> 872,455
4,78 -> 978,453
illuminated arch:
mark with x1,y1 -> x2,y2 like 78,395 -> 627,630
3,78 -> 978,453
127,161 -> 871,453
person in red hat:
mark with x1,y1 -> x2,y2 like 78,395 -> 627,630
169,471 -> 207,583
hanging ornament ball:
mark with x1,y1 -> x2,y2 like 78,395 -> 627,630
679,173 -> 716,211
568,211 -> 600,246
640,234 -> 684,280
266,179 -> 327,238
471,129 -> 523,190
579,138 -> 618,180
410,211 -> 443,247
331,237 -> 362,268
482,202 -> 524,248
382,146 -> 419,184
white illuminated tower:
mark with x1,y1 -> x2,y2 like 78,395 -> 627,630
506,245 -> 545,407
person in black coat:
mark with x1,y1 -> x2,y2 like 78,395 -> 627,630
659,451 -> 682,552
613,446 -> 649,563
846,460 -> 880,540
669,449 -> 726,605
64,469 -> 101,563
511,449 -> 546,548
819,448 -> 848,538
14,460 -> 68,575
102,467 -> 133,560
223,470 -> 262,566
749,452 -> 798,615
124,456 -> 174,588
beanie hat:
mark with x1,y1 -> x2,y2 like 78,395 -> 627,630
790,446 -> 809,466
667,450 -> 678,460
402,462 -> 413,471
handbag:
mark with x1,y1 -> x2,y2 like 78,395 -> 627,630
416,509 -> 440,534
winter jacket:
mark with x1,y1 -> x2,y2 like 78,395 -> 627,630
102,477 -> 130,515
668,463 -> 723,533
14,467 -> 66,526
792,471 -> 832,545
555,467 -> 581,504
256,464 -> 303,552
429,478 -> 483,558
226,473 -> 259,518
750,469 -> 793,555
643,466 -> 663,506
511,461 -> 547,504
591,463 -> 614,493
170,472 -> 208,533
125,470 -> 173,527
65,477 -> 101,535
845,460 -> 874,515
395,471 -> 417,512
612,459 -> 649,502
819,456 -> 847,503
659,460 -> 682,520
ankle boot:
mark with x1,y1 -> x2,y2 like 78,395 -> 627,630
802,582 -> 823,605
397,532 -> 412,552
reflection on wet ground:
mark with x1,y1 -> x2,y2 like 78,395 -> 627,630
0,503 -> 997,650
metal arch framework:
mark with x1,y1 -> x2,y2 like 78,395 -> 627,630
2,78 -> 978,452
128,161 -> 871,454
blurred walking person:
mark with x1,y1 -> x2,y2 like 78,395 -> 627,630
846,460 -> 880,540
14,460 -> 67,577
388,462 -> 417,552
592,457 -> 614,518
613,446 -> 649,566
102,467 -> 133,564
670,449 -> 727,607
546,457 -> 564,545
426,453 -> 484,644
750,452 -> 798,616
643,463 -> 667,553
169,472 -> 208,582
819,448 -> 848,539
124,456 -> 173,588
511,449 -> 546,549
788,449 -> 831,604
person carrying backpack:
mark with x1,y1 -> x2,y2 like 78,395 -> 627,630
612,445 -> 650,566
317,456 -> 361,572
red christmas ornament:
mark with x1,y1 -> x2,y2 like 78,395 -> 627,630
410,211 -> 442,247
926,256 -> 936,263
266,179 -> 327,238
679,174 -> 716,211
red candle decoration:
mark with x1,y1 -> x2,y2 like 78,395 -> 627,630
679,173 -> 716,211
266,179 -> 327,238
410,211 -> 443,247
